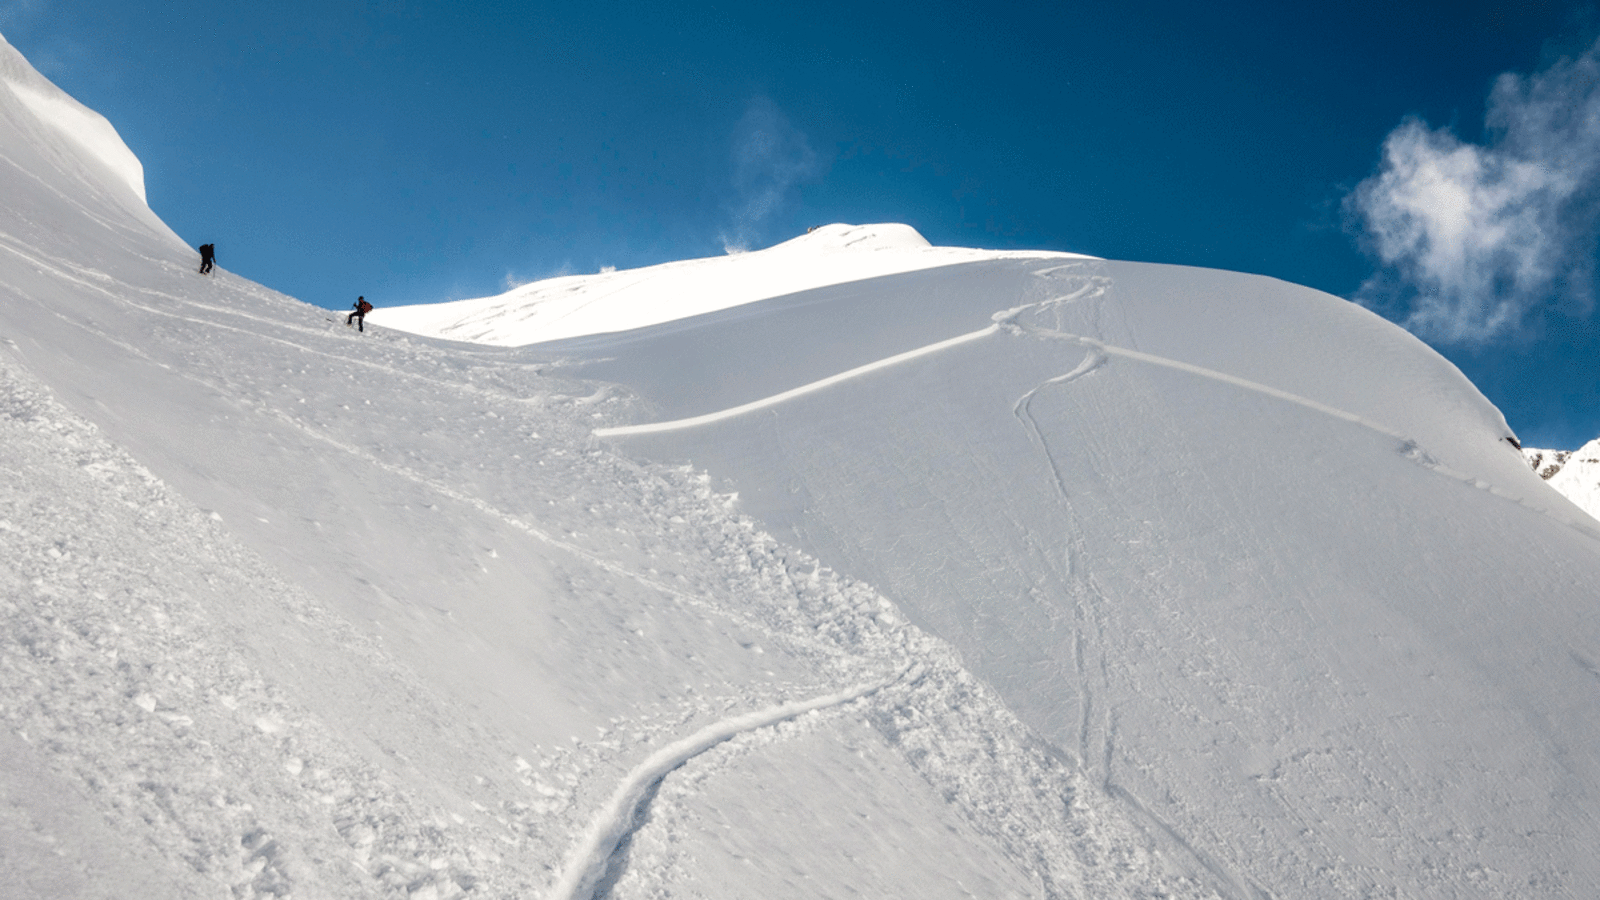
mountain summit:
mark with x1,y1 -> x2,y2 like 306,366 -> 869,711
5,34 -> 1600,900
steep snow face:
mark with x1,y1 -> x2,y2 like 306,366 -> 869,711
1526,439 -> 1600,522
0,32 -> 150,208
372,222 -> 1088,345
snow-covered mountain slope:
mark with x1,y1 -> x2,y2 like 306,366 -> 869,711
1526,439 -> 1600,522
371,222 -> 1087,345
8,31 -> 1600,900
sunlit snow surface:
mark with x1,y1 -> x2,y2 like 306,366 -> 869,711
1526,440 -> 1600,523
373,222 -> 1087,346
0,31 -> 154,211
8,31 -> 1600,900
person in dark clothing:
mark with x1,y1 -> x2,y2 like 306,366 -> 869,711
347,296 -> 373,331
198,243 -> 215,274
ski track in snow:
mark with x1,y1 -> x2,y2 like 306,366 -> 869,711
1001,272 -> 1274,899
1011,344 -> 1107,504
999,283 -> 1600,545
592,326 -> 999,439
547,672 -> 901,900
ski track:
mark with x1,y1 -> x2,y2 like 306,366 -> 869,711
1003,274 -> 1238,895
547,673 -> 902,900
1011,344 -> 1107,504
592,325 -> 999,439
999,295 -> 1600,544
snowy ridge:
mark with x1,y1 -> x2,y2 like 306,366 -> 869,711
0,240 -> 1201,897
0,32 -> 148,206
372,222 -> 1087,346
0,278 -> 1204,898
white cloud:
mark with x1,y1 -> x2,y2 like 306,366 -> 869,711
1348,38 -> 1600,344
720,97 -> 822,254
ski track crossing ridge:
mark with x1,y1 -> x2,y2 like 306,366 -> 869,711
1006,273 -> 1274,900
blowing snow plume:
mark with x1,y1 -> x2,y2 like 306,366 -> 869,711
720,97 -> 822,253
1347,38 -> 1600,344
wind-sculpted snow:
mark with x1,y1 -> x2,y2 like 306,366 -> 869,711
0,34 -> 162,228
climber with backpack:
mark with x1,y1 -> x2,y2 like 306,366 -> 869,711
347,296 -> 373,332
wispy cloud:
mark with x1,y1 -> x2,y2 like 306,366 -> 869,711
1347,38 -> 1600,344
720,97 -> 823,254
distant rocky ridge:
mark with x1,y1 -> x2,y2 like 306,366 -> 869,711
1525,438 -> 1600,522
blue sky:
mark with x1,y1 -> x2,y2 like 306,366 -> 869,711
3,0 -> 1598,447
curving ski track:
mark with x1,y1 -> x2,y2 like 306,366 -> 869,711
546,672 -> 902,900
